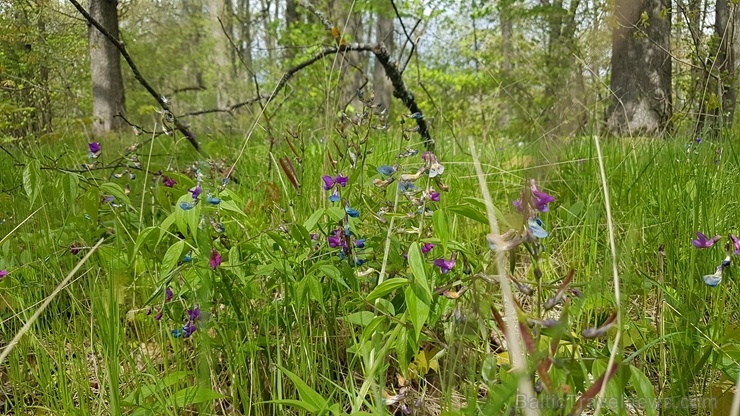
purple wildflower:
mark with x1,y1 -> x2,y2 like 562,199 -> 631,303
328,234 -> 341,248
189,183 -> 202,200
322,175 -> 335,190
162,175 -> 176,187
732,234 -> 740,255
530,180 -> 555,212
88,142 -> 101,154
183,321 -> 197,337
354,238 -> 366,248
692,232 -> 721,248
70,243 -> 82,256
429,191 -> 440,202
0,270 -> 7,279
209,249 -> 222,270
155,309 -> 163,321
165,287 -> 173,303
187,306 -> 201,321
335,174 -> 348,187
421,242 -> 435,255
434,257 -> 456,274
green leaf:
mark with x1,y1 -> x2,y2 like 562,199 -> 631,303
278,366 -> 327,411
405,286 -> 429,343
161,240 -> 185,278
172,386 -> 225,407
303,208 -> 325,231
629,365 -> 657,416
219,199 -> 248,218
407,243 -> 430,301
319,264 -> 350,290
448,203 -> 488,224
266,399 -> 319,413
366,277 -> 409,302
433,210 -> 449,248
23,159 -> 41,206
327,207 -> 346,222
341,311 -> 375,326
100,182 -> 132,207
134,226 -> 160,256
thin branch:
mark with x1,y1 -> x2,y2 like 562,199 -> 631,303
178,96 -> 268,117
297,0 -> 333,31
296,2 -> 435,150
67,0 -> 203,154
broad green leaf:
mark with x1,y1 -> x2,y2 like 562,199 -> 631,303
433,209 -> 449,248
341,311 -> 375,326
366,277 -> 409,302
23,159 -> 41,206
134,226 -> 160,256
278,366 -> 327,411
629,366 -> 657,416
303,208 -> 325,231
319,264 -> 350,290
220,199 -> 248,218
405,286 -> 429,343
161,240 -> 185,278
448,203 -> 487,224
100,182 -> 132,206
172,386 -> 225,407
407,243 -> 430,300
327,206 -> 346,222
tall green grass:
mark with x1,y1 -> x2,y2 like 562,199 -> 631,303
0,131 -> 737,415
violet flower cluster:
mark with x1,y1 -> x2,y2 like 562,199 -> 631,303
692,231 -> 740,286
488,179 -> 555,253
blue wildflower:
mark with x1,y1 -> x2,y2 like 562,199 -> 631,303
180,201 -> 195,210
528,218 -> 549,239
345,205 -> 360,218
207,196 -> 221,205
329,189 -> 340,203
377,165 -> 396,176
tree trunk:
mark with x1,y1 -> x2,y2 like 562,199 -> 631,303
498,1 -> 513,129
88,0 -> 126,135
209,0 -> 230,108
373,10 -> 393,111
606,0 -> 672,136
284,0 -> 300,62
333,2 -> 365,112
713,0 -> 740,132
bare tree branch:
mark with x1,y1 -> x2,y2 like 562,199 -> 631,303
67,0 -> 204,154
295,1 -> 435,150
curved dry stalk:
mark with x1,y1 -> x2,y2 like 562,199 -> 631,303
0,237 -> 105,366
469,137 -> 538,416
592,135 -> 623,416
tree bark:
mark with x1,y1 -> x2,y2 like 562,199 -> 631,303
713,0 -> 740,131
373,10 -> 394,111
333,2 -> 366,112
209,0 -> 230,109
88,0 -> 126,135
606,0 -> 672,136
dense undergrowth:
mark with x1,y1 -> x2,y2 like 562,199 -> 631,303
0,119 -> 739,415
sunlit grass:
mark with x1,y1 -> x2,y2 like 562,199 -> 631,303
0,129 -> 738,415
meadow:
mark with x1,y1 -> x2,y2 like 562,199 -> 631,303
0,120 -> 738,415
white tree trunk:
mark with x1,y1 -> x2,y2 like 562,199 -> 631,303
88,0 -> 126,135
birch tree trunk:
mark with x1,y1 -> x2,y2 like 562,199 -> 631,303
88,0 -> 126,135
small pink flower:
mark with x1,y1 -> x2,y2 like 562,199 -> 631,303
209,249 -> 222,270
